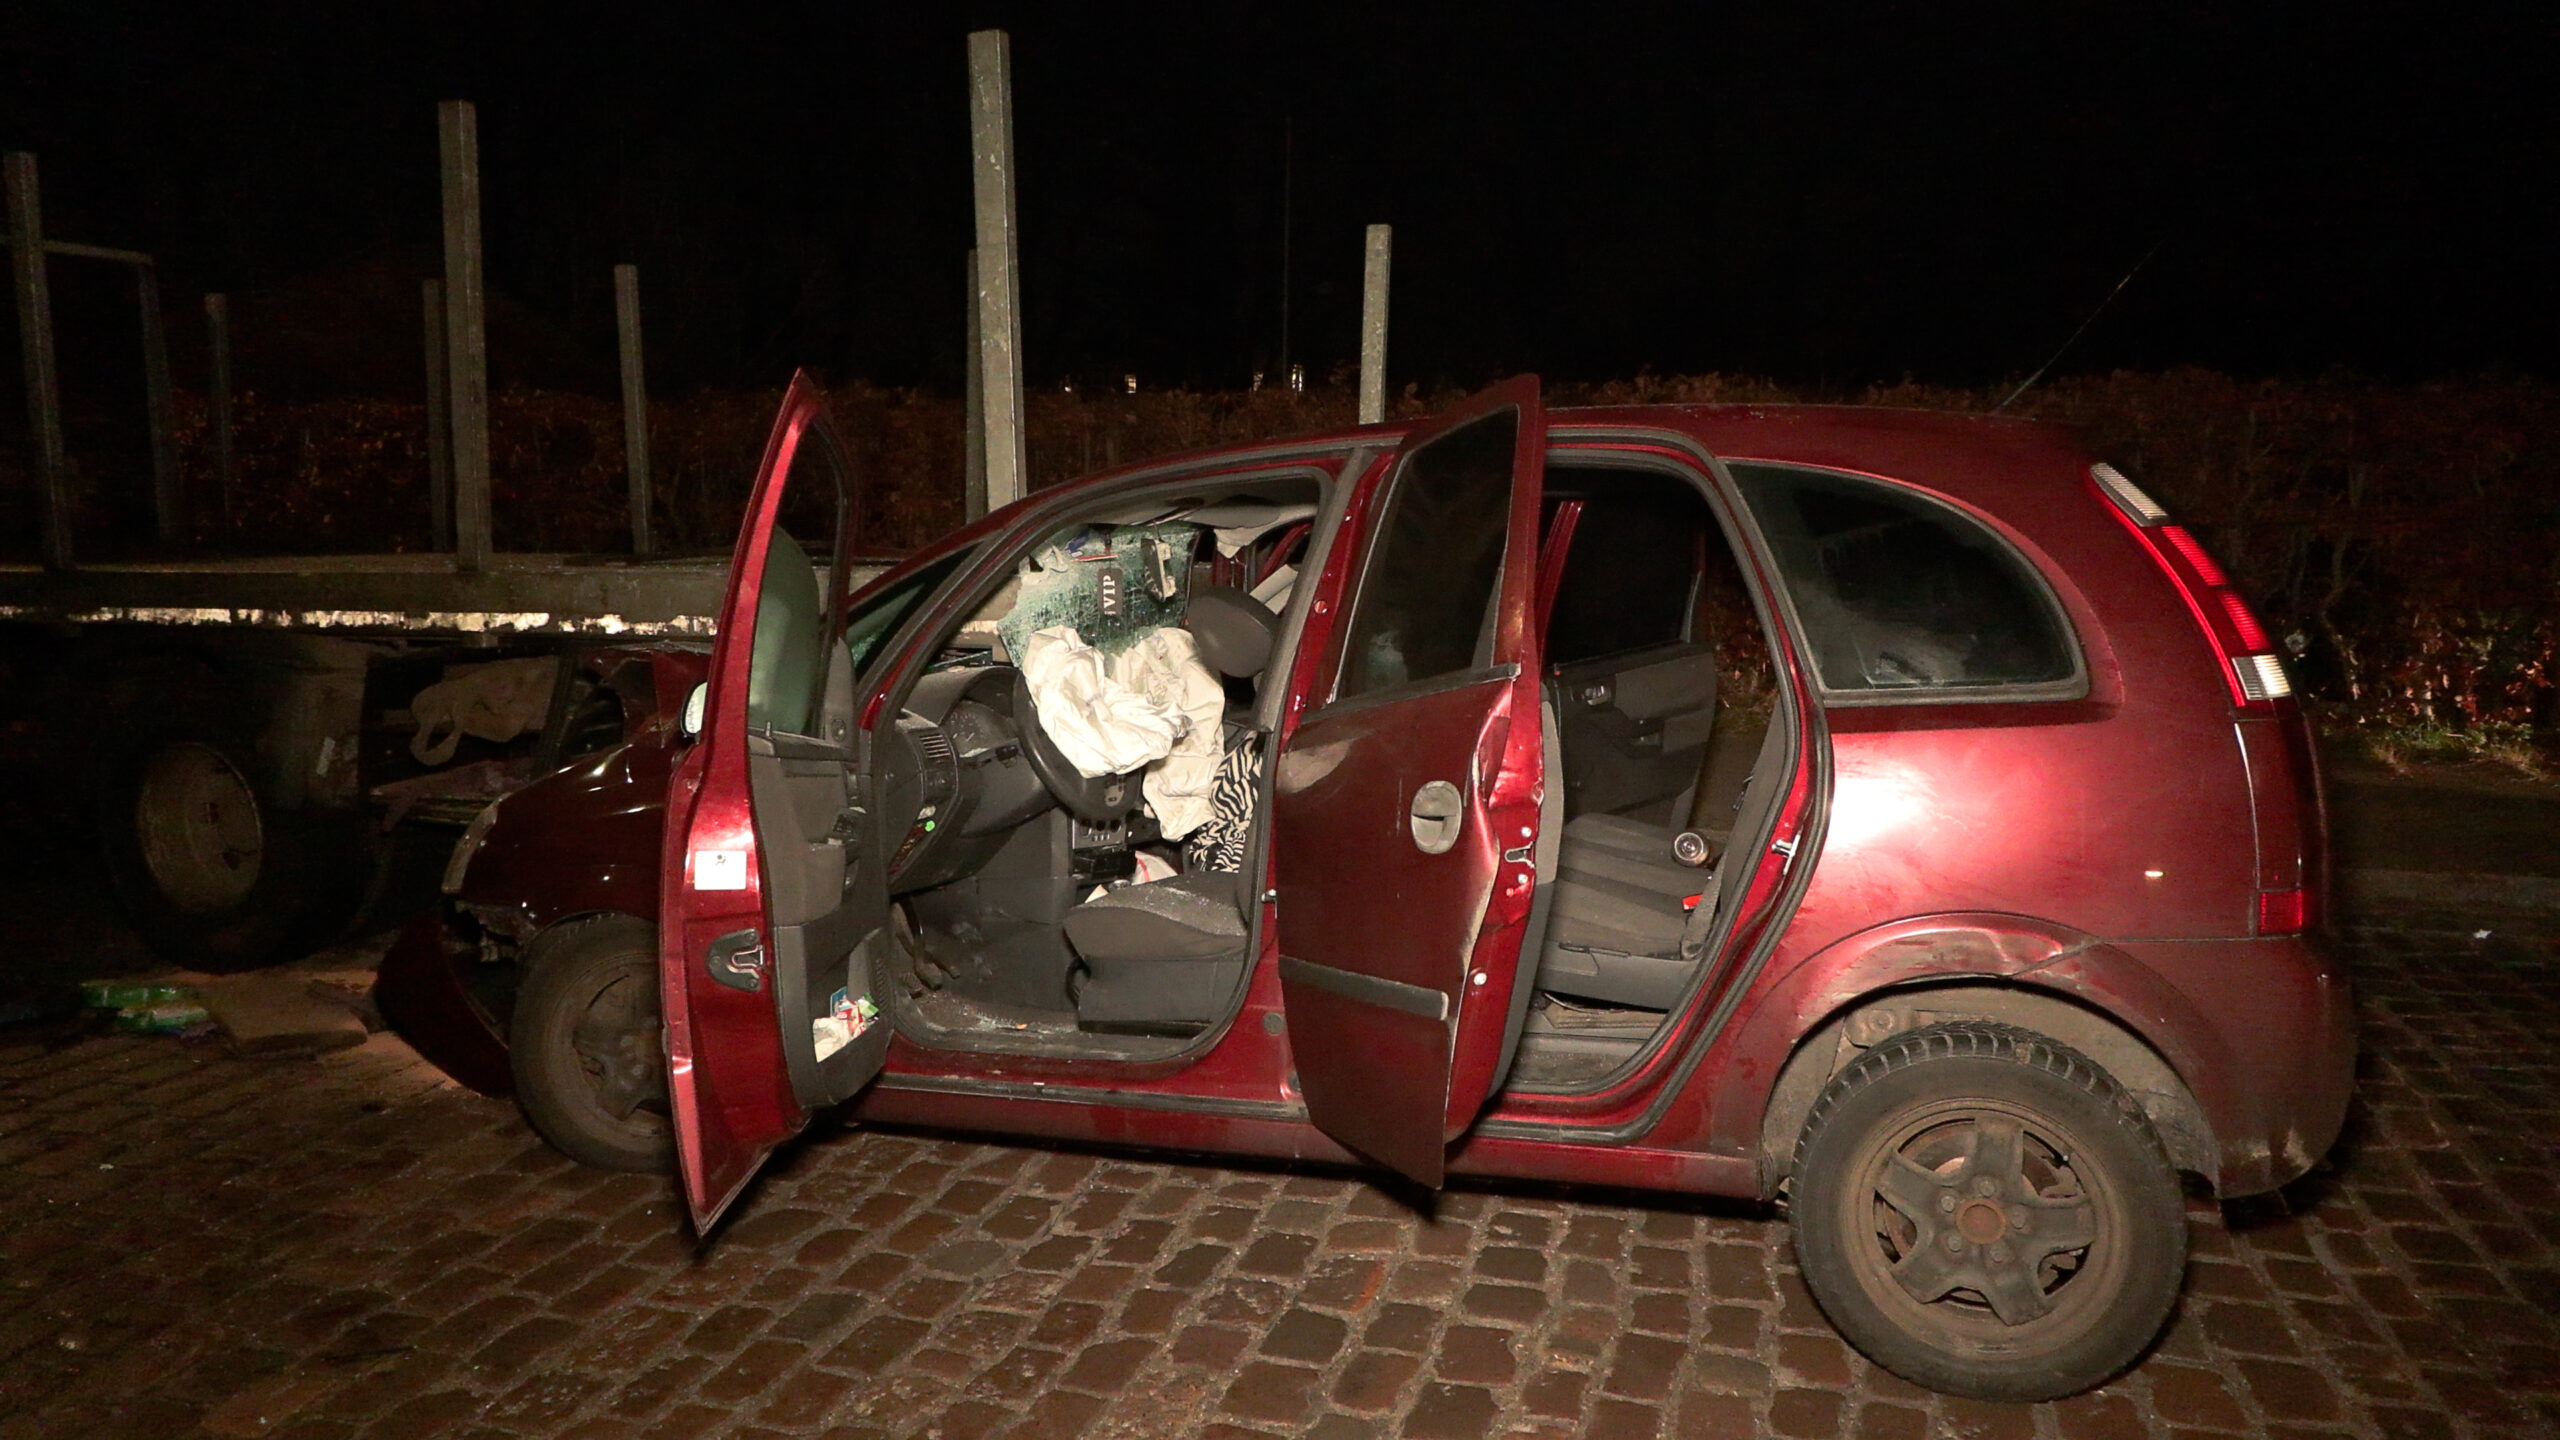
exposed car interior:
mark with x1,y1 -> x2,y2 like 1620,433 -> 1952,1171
801,472 -> 1332,1064
742,455 -> 1789,1085
1506,463 -> 1791,1089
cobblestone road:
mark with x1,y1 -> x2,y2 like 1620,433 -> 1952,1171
2,918 -> 2554,1440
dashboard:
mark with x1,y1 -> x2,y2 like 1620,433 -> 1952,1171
871,664 -> 1059,894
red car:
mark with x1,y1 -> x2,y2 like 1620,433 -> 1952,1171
381,374 -> 2350,1401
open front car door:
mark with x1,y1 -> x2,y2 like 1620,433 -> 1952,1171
1273,377 -> 1547,1185
659,372 -> 895,1232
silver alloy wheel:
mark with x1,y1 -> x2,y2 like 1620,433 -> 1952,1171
132,741 -> 264,913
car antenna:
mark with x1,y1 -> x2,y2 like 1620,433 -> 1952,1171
1993,241 -> 2161,413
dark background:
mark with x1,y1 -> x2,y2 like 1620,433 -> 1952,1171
3,1 -> 2554,396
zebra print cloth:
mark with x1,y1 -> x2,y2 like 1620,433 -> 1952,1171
1182,737 -> 1262,874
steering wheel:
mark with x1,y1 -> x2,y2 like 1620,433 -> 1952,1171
1007,669 -> 1144,824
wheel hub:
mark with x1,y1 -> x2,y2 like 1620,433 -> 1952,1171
1873,1113 -> 2100,1327
133,741 -> 263,913
1956,1198 -> 2008,1245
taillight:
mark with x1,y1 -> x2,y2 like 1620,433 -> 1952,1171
2089,463 -> 2292,709
2257,886 -> 2309,936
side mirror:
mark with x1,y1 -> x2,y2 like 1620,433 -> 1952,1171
680,681 -> 709,740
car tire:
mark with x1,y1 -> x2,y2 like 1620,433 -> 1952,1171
95,719 -> 348,973
1789,1021 -> 2186,1402
510,916 -> 676,1174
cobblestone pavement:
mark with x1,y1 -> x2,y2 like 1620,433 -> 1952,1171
2,919 -> 2555,1440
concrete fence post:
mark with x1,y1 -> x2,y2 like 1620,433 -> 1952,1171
1359,224 -> 1393,425
968,30 -> 1026,512
438,100 -> 493,570
614,264 -> 652,556
5,152 -> 71,568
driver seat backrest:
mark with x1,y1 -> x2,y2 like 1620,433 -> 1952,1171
1183,585 -> 1280,688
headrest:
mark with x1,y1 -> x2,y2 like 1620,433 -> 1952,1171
1182,585 -> 1280,678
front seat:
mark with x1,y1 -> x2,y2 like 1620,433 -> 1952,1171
1063,586 -> 1279,1027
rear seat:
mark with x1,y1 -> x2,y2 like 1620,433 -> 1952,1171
1533,813 -> 1707,1010
1530,711 -> 1786,1012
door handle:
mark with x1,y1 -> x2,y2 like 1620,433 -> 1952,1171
707,929 -> 767,993
1409,779 -> 1464,855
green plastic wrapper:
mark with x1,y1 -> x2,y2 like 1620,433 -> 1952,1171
81,980 -> 155,1009
84,981 -> 198,1010
114,1001 -> 213,1033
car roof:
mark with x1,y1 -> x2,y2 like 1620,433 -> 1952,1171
870,402 -> 2105,579
1219,402 -> 2101,519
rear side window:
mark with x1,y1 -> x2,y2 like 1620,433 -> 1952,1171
1732,462 -> 2078,696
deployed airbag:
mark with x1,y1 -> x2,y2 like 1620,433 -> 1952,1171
1017,625 -> 1227,838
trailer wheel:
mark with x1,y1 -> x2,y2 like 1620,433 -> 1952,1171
97,721 -> 340,972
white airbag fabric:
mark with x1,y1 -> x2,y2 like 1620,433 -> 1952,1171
1018,625 -> 1227,838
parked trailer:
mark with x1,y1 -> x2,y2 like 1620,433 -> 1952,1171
0,553 -> 878,971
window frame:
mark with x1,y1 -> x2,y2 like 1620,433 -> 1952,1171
745,417 -> 857,739
1321,407 -> 1526,713
1727,460 -> 2089,708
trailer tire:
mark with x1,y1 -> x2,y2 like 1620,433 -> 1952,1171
96,719 -> 344,972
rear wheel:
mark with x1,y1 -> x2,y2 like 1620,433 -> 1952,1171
510,916 -> 675,1173
1789,1021 -> 2186,1402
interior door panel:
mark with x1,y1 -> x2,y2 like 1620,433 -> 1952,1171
660,373 -> 891,1233
1550,640 -> 1719,822
746,734 -> 851,927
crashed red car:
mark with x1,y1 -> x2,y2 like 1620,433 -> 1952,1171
381,374 -> 2350,1401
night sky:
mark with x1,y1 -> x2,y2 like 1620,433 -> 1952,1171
5,2 -> 2554,395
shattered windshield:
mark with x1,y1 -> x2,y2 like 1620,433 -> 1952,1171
995,522 -> 1202,662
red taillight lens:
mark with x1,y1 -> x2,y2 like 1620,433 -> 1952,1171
2218,591 -> 2271,650
2090,470 -> 2292,709
2257,887 -> 2308,935
2161,525 -> 2227,586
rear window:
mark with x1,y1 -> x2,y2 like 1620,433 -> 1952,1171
1732,462 -> 2078,696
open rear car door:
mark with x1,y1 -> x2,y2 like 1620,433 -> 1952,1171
660,372 -> 895,1232
1273,377 -> 1547,1185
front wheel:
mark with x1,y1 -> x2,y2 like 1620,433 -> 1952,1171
1789,1022 -> 2186,1402
510,916 -> 675,1173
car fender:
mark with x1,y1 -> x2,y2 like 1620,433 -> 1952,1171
1714,911 -> 2234,1193
453,726 -> 680,940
